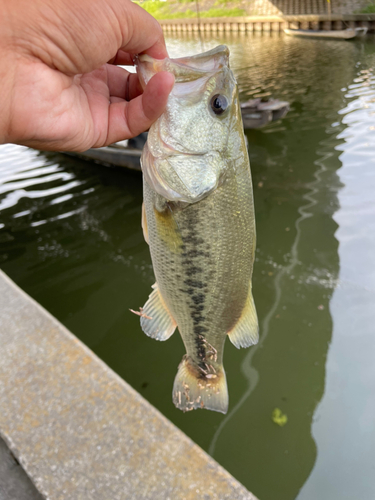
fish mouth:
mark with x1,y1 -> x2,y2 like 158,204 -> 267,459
136,45 -> 230,88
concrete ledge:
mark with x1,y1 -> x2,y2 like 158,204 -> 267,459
0,271 -> 257,500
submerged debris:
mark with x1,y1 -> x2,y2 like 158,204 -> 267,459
272,408 -> 288,427
130,308 -> 152,320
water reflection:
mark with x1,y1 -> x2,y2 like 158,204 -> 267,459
208,121 -> 341,498
297,55 -> 375,500
1,32 -> 375,500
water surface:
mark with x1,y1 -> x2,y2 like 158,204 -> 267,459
1,32 -> 375,500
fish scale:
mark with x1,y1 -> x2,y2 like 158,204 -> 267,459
136,45 -> 258,413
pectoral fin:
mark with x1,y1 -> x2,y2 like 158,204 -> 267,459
142,203 -> 149,245
140,283 -> 177,341
228,287 -> 259,348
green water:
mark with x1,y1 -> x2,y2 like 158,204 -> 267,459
1,33 -> 375,500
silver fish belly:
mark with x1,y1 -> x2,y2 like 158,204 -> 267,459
136,45 -> 258,414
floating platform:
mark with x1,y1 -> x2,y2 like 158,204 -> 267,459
65,142 -> 142,170
241,98 -> 290,129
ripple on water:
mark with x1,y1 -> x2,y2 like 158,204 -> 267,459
0,145 -> 94,227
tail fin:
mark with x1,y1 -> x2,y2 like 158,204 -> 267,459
172,356 -> 228,414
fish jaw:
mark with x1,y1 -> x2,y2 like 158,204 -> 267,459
141,142 -> 225,203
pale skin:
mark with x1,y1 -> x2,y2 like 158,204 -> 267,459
0,0 -> 174,151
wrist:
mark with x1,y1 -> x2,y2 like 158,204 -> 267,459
0,51 -> 19,146
0,1 -> 17,144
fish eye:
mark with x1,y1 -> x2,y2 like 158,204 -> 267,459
210,94 -> 228,116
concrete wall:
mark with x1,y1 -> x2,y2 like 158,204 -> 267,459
160,14 -> 375,33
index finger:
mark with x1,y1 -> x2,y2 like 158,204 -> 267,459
119,1 -> 168,60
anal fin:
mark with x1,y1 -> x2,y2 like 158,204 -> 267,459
228,287 -> 259,348
140,283 -> 177,341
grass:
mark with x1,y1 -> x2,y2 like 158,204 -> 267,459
135,0 -> 245,20
199,7 -> 245,17
359,2 -> 375,12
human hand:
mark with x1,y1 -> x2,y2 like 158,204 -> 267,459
0,0 -> 174,151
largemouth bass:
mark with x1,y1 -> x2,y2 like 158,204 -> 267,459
135,45 -> 258,414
